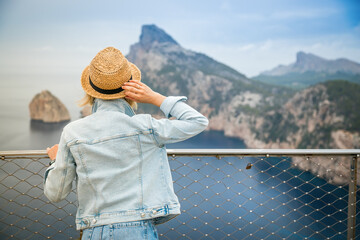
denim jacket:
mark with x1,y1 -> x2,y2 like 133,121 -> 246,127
43,96 -> 208,230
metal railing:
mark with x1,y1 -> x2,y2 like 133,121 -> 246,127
0,149 -> 359,239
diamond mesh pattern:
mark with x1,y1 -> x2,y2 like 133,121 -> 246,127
160,155 -> 360,240
0,153 -> 359,239
0,156 -> 77,239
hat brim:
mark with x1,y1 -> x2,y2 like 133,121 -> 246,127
81,62 -> 141,100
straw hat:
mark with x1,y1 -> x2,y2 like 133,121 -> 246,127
81,47 -> 141,100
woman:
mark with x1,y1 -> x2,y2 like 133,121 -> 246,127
44,47 -> 208,239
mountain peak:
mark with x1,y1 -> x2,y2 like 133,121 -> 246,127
295,51 -> 325,65
139,24 -> 179,49
255,51 -> 360,88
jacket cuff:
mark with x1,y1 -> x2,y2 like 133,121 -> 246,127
43,165 -> 55,185
160,96 -> 187,118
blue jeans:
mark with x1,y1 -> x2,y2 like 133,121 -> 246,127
81,220 -> 159,240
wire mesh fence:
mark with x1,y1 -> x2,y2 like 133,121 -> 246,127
0,150 -> 359,240
0,154 -> 78,239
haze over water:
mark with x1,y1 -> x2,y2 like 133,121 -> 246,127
0,72 -> 246,151
0,73 -> 83,150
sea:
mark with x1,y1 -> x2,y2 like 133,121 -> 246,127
0,72 -> 86,151
0,72 -> 359,239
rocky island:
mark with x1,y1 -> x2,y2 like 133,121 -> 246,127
29,90 -> 70,123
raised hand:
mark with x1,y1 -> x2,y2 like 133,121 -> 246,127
122,80 -> 166,107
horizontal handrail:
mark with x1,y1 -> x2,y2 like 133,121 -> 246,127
1,149 -> 359,157
166,149 -> 360,156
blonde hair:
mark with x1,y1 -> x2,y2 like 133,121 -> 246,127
78,93 -> 137,110
78,94 -> 95,107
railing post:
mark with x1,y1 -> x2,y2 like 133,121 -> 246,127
347,155 -> 358,240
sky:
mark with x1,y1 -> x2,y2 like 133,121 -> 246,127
0,0 -> 359,77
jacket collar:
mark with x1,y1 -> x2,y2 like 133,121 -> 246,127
92,98 -> 135,117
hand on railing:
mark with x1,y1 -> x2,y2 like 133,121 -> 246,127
46,144 -> 58,161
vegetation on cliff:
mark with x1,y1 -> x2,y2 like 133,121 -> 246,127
324,80 -> 360,132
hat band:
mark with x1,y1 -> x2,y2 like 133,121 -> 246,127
89,75 -> 132,95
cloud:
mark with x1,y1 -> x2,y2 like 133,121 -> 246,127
37,46 -> 54,52
354,23 -> 360,35
237,44 -> 256,51
309,43 -> 323,50
220,0 -> 231,11
235,13 -> 265,21
259,40 -> 273,51
271,8 -> 339,20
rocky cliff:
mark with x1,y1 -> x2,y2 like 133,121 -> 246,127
29,90 -> 70,123
126,25 -> 359,150
127,24 -> 291,118
246,81 -> 360,185
251,81 -> 360,149
126,24 -> 360,185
